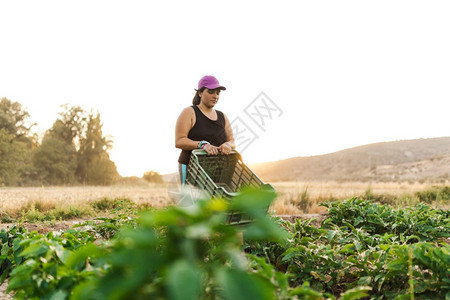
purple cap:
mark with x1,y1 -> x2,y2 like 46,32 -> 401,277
197,75 -> 226,90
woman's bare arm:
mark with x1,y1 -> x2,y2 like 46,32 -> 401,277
175,107 -> 198,150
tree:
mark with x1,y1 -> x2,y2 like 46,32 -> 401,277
82,153 -> 119,185
32,133 -> 78,185
0,98 -> 35,185
48,105 -> 86,145
0,129 -> 29,185
0,97 -> 35,138
76,111 -> 118,185
31,105 -> 119,186
32,106 -> 85,185
143,170 -> 164,184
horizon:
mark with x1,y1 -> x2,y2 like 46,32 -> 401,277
161,135 -> 449,176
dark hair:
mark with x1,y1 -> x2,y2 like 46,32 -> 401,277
192,87 -> 206,105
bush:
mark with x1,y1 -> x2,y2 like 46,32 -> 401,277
91,197 -> 117,211
0,210 -> 15,223
360,187 -> 397,205
415,186 -> 450,203
142,170 -> 163,183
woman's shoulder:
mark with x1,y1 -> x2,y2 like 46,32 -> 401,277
215,109 -> 225,117
215,109 -> 226,124
180,106 -> 196,114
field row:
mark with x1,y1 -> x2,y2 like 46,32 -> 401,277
0,182 -> 447,222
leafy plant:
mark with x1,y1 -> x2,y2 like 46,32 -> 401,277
321,197 -> 450,242
2,191 -> 448,299
7,232 -> 107,299
74,198 -> 138,239
415,185 -> 450,203
71,189 -> 288,300
0,225 -> 34,283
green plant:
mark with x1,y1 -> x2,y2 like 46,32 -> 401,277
0,225 -> 34,283
91,197 -> 117,211
415,185 -> 450,203
321,197 -> 450,242
0,210 -> 15,223
7,231 -> 107,299
361,187 -> 397,205
20,206 -> 55,222
2,191 -> 448,299
70,189 -> 287,300
75,198 -> 138,239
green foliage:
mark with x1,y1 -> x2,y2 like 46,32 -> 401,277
0,98 -> 36,186
31,106 -> 118,186
415,185 -> 450,203
0,225 -> 34,283
18,205 -> 90,223
51,207 -> 88,220
321,197 -> 449,241
266,197 -> 450,298
48,105 -> 86,144
70,189 -> 290,300
0,97 -> 34,138
31,106 -> 86,185
77,198 -> 138,239
1,190 -> 448,299
32,134 -> 78,185
287,185 -> 312,213
91,197 -> 117,211
0,129 -> 30,185
0,210 -> 15,223
360,187 -> 397,205
5,230 -> 103,299
76,112 -> 118,185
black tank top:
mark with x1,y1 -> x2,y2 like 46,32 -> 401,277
178,105 -> 227,165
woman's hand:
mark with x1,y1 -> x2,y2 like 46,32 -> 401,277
218,142 -> 232,155
203,143 -> 220,156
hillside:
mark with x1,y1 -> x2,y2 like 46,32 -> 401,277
248,137 -> 450,183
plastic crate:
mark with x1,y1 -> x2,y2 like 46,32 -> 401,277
185,149 -> 274,225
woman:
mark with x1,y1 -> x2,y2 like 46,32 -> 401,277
175,75 -> 236,185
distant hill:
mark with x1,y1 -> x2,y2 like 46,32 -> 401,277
248,137 -> 450,183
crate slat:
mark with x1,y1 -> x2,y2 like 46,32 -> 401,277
185,150 -> 273,225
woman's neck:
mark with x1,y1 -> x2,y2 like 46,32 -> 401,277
197,102 -> 214,113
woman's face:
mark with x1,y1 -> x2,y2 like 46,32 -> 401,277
199,88 -> 221,108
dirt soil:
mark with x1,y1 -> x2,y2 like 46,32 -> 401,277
1,214 -> 327,234
0,219 -> 89,234
0,280 -> 12,300
278,213 -> 327,227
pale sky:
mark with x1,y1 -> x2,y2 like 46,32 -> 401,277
1,1 -> 449,176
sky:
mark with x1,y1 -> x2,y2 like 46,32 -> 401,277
1,1 -> 449,177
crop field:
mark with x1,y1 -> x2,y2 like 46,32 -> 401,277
0,181 -> 441,222
0,186 -> 449,299
0,182 -> 448,299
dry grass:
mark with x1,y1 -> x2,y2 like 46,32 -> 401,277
269,181 -> 438,215
0,181 -> 446,220
0,184 -> 172,219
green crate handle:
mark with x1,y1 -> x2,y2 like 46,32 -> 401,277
191,149 -> 242,160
